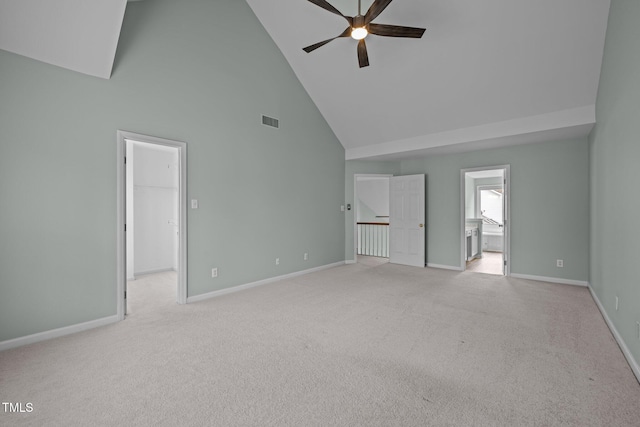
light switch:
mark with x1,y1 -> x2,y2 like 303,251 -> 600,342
191,199 -> 198,209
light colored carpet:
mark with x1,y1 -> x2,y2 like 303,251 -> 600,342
1,262 -> 639,426
126,270 -> 178,316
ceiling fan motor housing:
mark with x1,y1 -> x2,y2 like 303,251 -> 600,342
353,14 -> 365,29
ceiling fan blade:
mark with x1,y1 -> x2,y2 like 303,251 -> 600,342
307,0 -> 353,25
303,27 -> 352,53
357,39 -> 369,68
368,23 -> 426,38
364,0 -> 394,24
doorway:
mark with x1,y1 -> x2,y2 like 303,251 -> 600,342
116,131 -> 187,320
353,174 -> 392,264
460,166 -> 510,275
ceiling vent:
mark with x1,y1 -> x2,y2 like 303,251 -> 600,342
262,115 -> 279,129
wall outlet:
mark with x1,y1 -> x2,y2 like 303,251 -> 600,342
275,258 -> 280,265
304,253 -> 308,261
341,205 -> 345,212
556,259 -> 564,268
211,268 -> 218,278
615,295 -> 619,311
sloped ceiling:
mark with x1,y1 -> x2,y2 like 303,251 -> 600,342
0,0 -> 127,79
246,0 -> 611,160
0,0 -> 611,160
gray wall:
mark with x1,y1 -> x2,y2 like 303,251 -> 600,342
589,0 -> 640,365
345,139 -> 590,280
399,137 -> 590,279
0,0 -> 345,342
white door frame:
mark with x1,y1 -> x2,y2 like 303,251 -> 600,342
116,130 -> 188,320
352,174 -> 393,262
460,165 -> 510,275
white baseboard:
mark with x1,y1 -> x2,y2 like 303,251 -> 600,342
427,263 -> 463,271
0,315 -> 119,352
187,261 -> 346,304
588,286 -> 640,384
345,260 -> 357,264
509,273 -> 588,287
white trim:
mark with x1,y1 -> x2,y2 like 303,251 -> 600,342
117,130 -> 188,321
510,273 -> 588,287
427,263 -> 463,271
588,286 -> 640,383
187,261 -> 345,304
345,260 -> 357,264
0,315 -> 119,352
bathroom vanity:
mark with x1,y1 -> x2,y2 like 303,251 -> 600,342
465,219 -> 483,261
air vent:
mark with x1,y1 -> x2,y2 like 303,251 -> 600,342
262,115 -> 279,129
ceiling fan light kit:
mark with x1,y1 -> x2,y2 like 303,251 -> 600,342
303,0 -> 426,68
351,27 -> 368,40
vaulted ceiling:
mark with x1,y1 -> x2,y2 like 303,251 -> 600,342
0,0 -> 128,79
247,0 -> 611,160
0,0 -> 611,160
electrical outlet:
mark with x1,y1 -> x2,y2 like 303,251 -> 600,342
211,268 -> 218,278
615,296 -> 619,311
275,258 -> 280,265
556,259 -> 564,268
304,253 -> 308,261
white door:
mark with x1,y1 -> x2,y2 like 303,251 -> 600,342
389,174 -> 426,267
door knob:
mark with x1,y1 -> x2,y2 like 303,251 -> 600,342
419,224 -> 424,228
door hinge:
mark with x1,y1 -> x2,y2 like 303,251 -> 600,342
504,260 -> 507,266
124,224 -> 127,232
124,291 -> 127,299
124,157 -> 127,164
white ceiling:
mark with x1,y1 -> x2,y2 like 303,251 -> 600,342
0,0 -> 611,161
0,0 -> 127,79
246,0 -> 611,160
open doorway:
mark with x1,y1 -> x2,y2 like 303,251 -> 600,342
126,140 -> 179,314
354,175 -> 392,265
116,131 -> 187,320
460,166 -> 510,275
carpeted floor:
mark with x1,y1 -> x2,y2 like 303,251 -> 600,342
126,270 -> 178,316
1,261 -> 639,426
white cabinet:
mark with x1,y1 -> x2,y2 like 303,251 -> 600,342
471,228 -> 478,257
466,226 -> 480,261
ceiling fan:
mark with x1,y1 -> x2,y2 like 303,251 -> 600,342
303,0 -> 426,68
